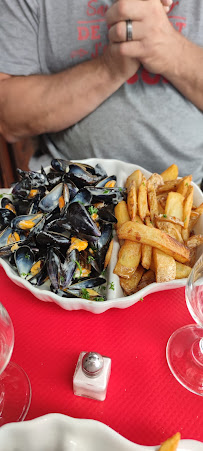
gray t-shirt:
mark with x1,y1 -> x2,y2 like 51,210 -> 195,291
0,0 -> 202,182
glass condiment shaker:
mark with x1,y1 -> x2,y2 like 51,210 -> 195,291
73,351 -> 111,401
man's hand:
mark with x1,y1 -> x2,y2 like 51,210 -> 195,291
106,0 -> 181,76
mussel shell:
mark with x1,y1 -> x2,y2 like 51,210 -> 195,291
67,202 -> 101,237
60,249 -> 78,289
1,197 -> 16,213
17,168 -> 48,187
11,213 -> 44,231
69,276 -> 106,289
46,171 -> 63,190
85,187 -> 118,204
38,183 -> 63,213
70,188 -> 92,206
14,245 -> 35,279
95,175 -> 117,188
12,179 -> 31,199
36,231 -> 70,247
62,178 -> 79,201
66,165 -> 102,189
29,264 -> 48,286
47,247 -> 64,290
97,204 -> 117,223
51,158 -> 71,173
94,164 -> 107,178
0,209 -> 16,230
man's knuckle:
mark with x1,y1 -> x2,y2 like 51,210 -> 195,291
116,22 -> 124,40
117,0 -> 127,18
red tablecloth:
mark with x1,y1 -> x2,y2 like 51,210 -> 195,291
1,266 -> 202,446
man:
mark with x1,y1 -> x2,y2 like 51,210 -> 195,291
0,0 -> 202,182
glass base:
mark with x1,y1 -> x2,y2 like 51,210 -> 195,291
0,361 -> 31,426
166,324 -> 203,396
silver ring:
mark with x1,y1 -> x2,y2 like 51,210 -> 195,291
126,19 -> 133,41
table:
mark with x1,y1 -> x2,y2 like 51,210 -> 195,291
1,266 -> 203,446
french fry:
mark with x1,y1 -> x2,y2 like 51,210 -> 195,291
175,262 -> 192,279
153,249 -> 176,283
148,186 -> 159,225
160,164 -> 179,181
125,170 -> 142,191
159,432 -> 181,451
117,221 -> 190,263
181,227 -> 190,243
127,180 -> 137,220
176,175 -> 192,196
155,214 -> 184,227
193,202 -> 203,215
138,175 -> 149,221
155,220 -> 183,243
186,234 -> 203,248
142,216 -> 153,269
113,240 -> 141,278
114,201 -> 130,228
104,239 -> 113,269
183,185 -> 194,229
156,180 -> 179,194
119,265 -> 145,295
147,173 -> 164,191
165,192 -> 184,220
137,269 -> 155,290
142,244 -> 153,269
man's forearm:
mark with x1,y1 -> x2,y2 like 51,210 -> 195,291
0,53 -> 136,142
162,32 -> 203,111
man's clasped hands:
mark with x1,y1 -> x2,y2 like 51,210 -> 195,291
103,0 -> 182,81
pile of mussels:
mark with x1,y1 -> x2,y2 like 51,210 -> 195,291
0,159 -> 126,301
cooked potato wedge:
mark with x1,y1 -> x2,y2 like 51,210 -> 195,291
113,240 -> 141,278
117,221 -> 190,263
160,164 -> 179,182
159,432 -> 181,451
119,265 -> 145,295
153,249 -> 176,283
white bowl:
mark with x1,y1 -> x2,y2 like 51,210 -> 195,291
0,414 -> 202,451
0,159 -> 202,313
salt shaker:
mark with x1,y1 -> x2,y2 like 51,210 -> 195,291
73,351 -> 111,401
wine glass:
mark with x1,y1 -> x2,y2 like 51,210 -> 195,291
166,252 -> 203,396
0,302 -> 31,425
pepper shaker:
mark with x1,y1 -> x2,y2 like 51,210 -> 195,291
73,351 -> 111,401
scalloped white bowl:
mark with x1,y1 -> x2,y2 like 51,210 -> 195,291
0,414 -> 203,451
0,158 -> 202,313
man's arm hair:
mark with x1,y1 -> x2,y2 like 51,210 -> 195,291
0,49 -> 140,143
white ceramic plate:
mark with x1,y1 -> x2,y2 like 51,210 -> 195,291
0,414 -> 202,451
0,158 -> 202,313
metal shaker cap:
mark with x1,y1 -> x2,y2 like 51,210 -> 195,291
82,352 -> 104,378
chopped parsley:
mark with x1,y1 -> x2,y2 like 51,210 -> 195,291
142,182 -> 146,186
184,216 -> 187,223
140,297 -> 144,302
103,189 -> 110,194
75,260 -> 82,277
88,206 -> 98,215
94,296 -> 105,302
109,281 -> 115,291
0,193 -> 12,199
185,182 -> 189,186
163,214 -> 167,218
87,255 -> 95,263
81,288 -> 90,300
25,253 -> 30,260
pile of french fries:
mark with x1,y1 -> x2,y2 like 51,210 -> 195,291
113,164 -> 203,296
